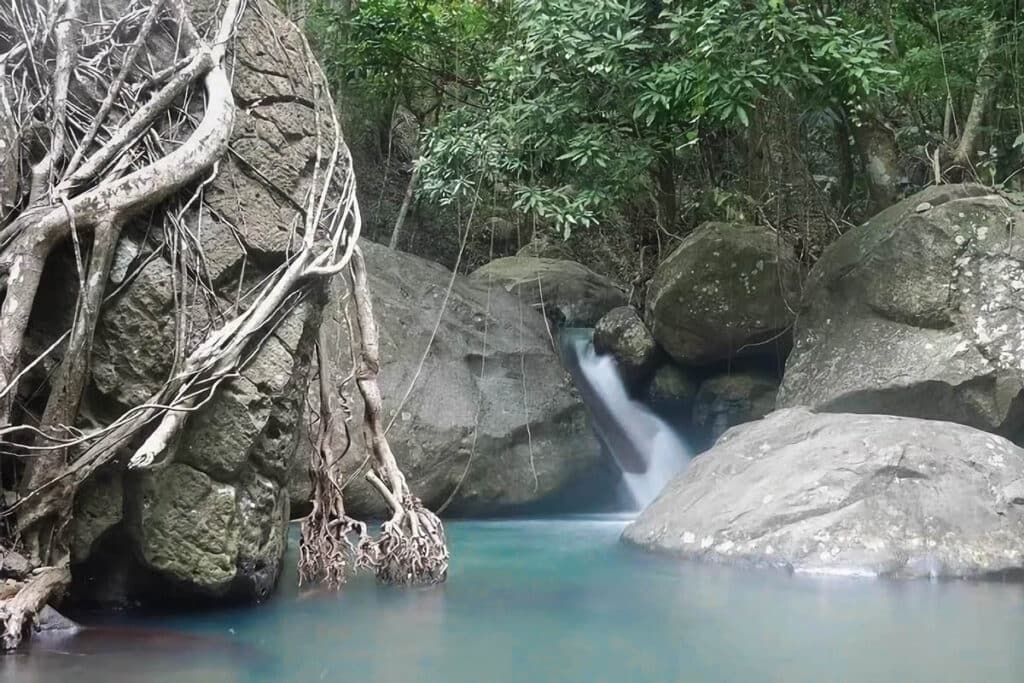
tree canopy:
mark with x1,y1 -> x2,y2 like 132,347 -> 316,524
305,0 -> 1023,254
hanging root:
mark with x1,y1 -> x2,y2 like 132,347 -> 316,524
298,331 -> 366,589
357,486 -> 448,585
299,244 -> 449,587
349,245 -> 449,584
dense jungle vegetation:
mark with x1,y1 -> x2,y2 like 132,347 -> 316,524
285,0 -> 1023,288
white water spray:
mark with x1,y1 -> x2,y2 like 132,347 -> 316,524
560,329 -> 691,511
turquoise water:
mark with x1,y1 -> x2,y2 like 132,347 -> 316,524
5,516 -> 1024,682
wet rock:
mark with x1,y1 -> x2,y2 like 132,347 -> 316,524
778,185 -> 1024,437
593,306 -> 661,386
645,222 -> 801,365
624,408 -> 1024,578
34,606 -> 80,637
470,256 -> 627,327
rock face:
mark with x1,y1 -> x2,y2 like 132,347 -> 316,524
470,256 -> 627,327
646,364 -> 699,405
69,0 -> 326,602
692,373 -> 778,443
778,185 -> 1024,439
645,222 -> 801,365
624,409 -> 1024,579
593,306 -> 661,385
295,241 -> 602,516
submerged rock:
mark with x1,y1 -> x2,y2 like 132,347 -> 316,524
623,409 -> 1024,579
593,306 -> 661,386
645,222 -> 801,365
470,256 -> 627,327
293,241 -> 602,516
779,185 -> 1024,438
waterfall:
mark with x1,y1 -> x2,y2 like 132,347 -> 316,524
559,328 -> 691,511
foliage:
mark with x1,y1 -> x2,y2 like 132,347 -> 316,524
307,0 -> 502,121
419,0 -> 896,236
304,0 -> 1024,250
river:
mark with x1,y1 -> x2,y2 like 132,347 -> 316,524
5,517 -> 1024,682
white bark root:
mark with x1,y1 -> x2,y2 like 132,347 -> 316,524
0,565 -> 70,651
348,245 -> 448,585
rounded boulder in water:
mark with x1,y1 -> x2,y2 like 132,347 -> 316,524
625,408 -> 1024,579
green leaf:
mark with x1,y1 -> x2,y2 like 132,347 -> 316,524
736,106 -> 749,127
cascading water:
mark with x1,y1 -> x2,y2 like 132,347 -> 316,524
559,328 -> 691,510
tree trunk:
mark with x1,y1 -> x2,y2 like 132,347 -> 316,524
649,148 -> 677,242
388,164 -> 420,249
834,109 -> 855,210
853,113 -> 900,211
952,20 -> 1001,174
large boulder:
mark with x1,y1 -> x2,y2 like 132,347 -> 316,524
645,222 -> 801,365
294,241 -> 603,516
778,185 -> 1024,439
692,373 -> 778,444
68,0 -> 327,603
593,306 -> 661,385
470,256 -> 627,327
624,409 -> 1024,578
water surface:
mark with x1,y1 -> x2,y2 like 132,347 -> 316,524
5,517 -> 1024,682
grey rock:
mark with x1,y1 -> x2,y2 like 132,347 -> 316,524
34,607 -> 81,637
126,464 -> 241,593
292,241 -> 602,516
593,306 -> 661,385
0,549 -> 31,579
693,373 -> 778,443
646,364 -> 699,405
71,0 -> 326,602
778,184 -> 1024,437
470,256 -> 627,327
645,222 -> 801,365
71,465 -> 123,565
623,408 -> 1024,578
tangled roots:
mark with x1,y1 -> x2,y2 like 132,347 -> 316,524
359,497 -> 449,585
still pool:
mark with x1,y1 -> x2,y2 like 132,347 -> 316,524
4,516 -> 1024,682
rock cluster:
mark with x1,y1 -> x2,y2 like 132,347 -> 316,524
625,185 -> 1024,579
588,221 -> 791,447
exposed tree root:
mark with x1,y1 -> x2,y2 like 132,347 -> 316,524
298,325 -> 367,589
0,565 -> 69,651
0,0 -> 447,648
348,246 -> 448,585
